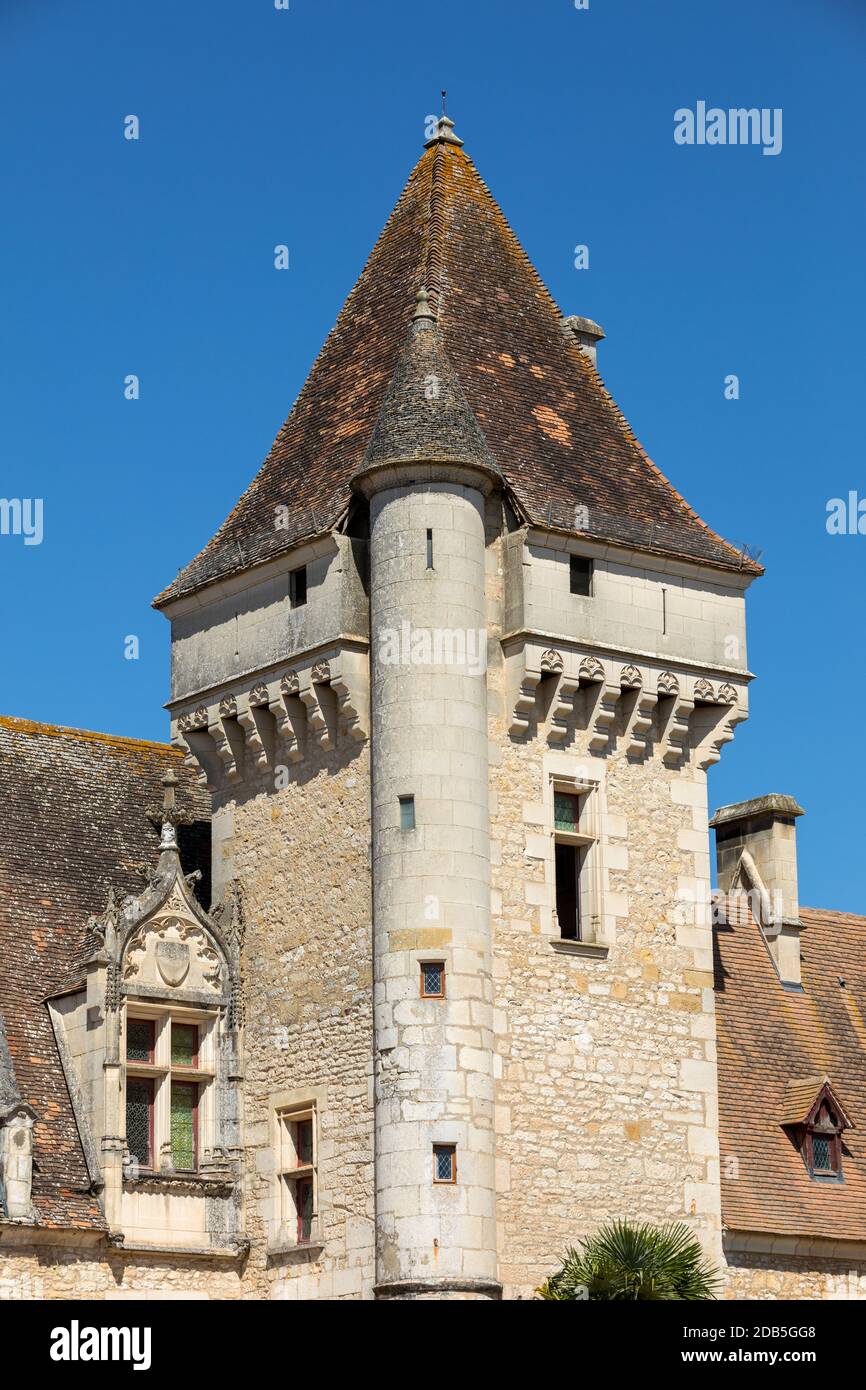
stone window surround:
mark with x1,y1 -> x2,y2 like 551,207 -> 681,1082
522,750 -> 628,956
123,1003 -> 218,1176
268,1083 -> 328,1257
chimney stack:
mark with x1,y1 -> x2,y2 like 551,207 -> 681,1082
563,314 -> 605,367
710,794 -> 806,988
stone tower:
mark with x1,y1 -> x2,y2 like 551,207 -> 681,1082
354,289 -> 502,1297
156,112 -> 760,1299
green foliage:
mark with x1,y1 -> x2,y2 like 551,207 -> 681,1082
537,1220 -> 721,1301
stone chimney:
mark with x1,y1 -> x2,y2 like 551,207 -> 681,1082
563,314 -> 605,367
710,794 -> 805,988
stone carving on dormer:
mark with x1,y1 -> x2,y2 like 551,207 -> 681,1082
123,910 -> 224,995
717,682 -> 737,705
620,664 -> 642,690
657,670 -> 679,697
219,695 -> 237,719
540,649 -> 564,675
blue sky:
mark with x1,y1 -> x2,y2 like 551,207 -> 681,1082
1,0 -> 863,909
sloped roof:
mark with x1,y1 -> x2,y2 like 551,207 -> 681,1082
0,717 -> 210,1230
156,128 -> 757,607
715,894 -> 866,1242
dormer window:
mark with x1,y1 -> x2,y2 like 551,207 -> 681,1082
804,1102 -> 842,1179
782,1075 -> 852,1185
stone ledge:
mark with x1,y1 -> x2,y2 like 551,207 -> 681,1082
549,939 -> 610,960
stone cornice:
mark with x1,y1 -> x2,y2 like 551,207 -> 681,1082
504,635 -> 748,769
172,640 -> 370,786
501,627 -> 754,682
724,1229 -> 866,1263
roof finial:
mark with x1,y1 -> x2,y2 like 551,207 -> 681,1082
425,97 -> 464,149
159,770 -> 179,851
412,287 -> 435,323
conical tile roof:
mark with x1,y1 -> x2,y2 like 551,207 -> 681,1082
156,128 -> 757,607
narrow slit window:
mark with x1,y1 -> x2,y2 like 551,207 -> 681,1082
399,795 -> 416,831
426,528 -> 434,569
570,555 -> 593,596
420,962 -> 445,998
555,842 -> 581,941
290,565 -> 308,608
433,1144 -> 457,1184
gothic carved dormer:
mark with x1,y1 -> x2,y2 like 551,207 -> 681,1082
70,775 -> 246,1253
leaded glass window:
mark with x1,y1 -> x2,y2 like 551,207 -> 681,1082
421,962 -> 444,997
171,1022 -> 197,1068
812,1135 -> 831,1171
126,1018 -> 154,1063
554,792 -> 579,833
171,1081 -> 197,1169
433,1144 -> 456,1183
126,1078 -> 153,1167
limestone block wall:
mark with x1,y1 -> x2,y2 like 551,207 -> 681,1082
723,1248 -> 866,1300
220,738 -> 375,1300
0,1245 -> 243,1300
488,524 -> 723,1300
504,529 -> 749,672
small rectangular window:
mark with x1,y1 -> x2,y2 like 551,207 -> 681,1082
126,1018 -> 155,1063
555,842 -> 581,941
126,1077 -> 154,1168
812,1135 -> 832,1172
170,1022 -> 198,1069
426,528 -> 434,569
433,1144 -> 457,1184
296,1177 -> 314,1243
290,565 -> 307,608
420,962 -> 445,998
276,1104 -> 318,1245
399,795 -> 416,831
554,791 -> 580,833
570,555 -> 593,596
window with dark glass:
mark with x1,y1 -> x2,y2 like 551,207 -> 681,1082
296,1178 -> 314,1243
570,555 -> 593,596
433,1144 -> 457,1184
277,1105 -> 318,1245
426,528 -> 434,569
399,795 -> 416,831
126,1018 -> 155,1063
290,565 -> 307,608
420,962 -> 445,998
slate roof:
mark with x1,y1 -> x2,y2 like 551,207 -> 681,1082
0,717 -> 210,1231
715,894 -> 866,1243
155,128 -> 758,608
